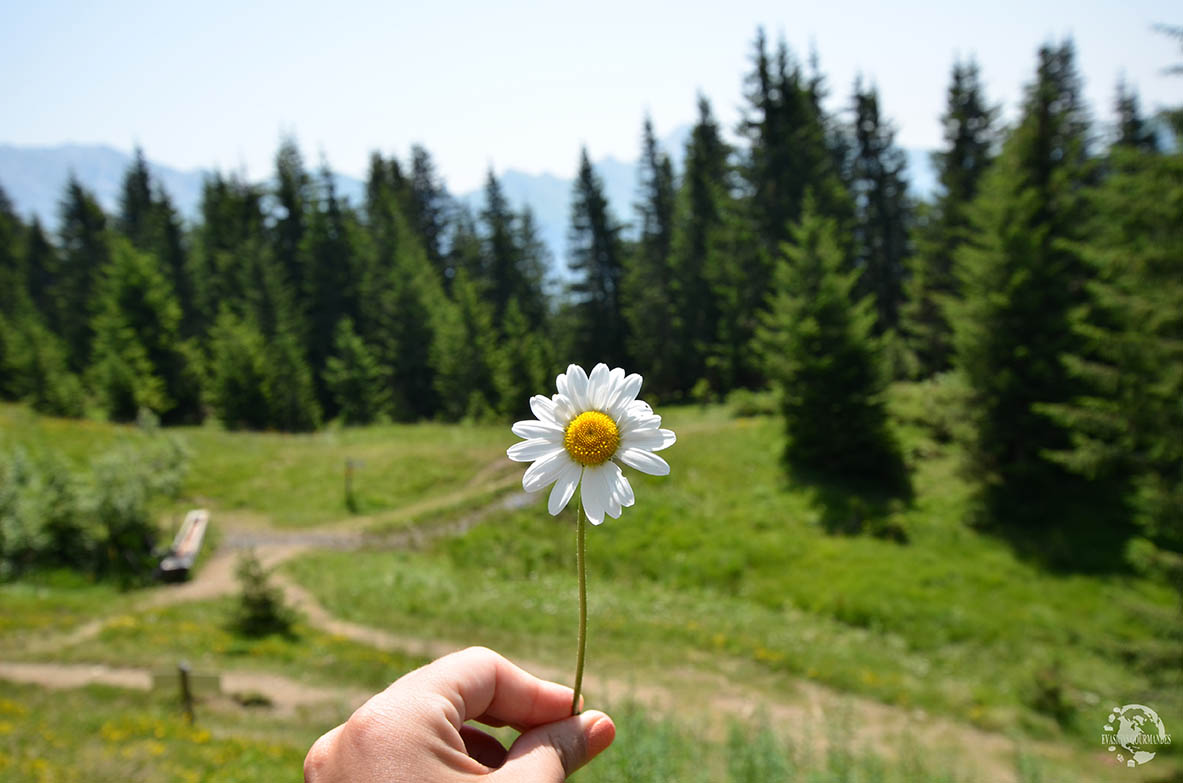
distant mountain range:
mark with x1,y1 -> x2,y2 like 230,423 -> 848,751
0,137 -> 935,272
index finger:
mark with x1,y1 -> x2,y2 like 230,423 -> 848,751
395,646 -> 575,731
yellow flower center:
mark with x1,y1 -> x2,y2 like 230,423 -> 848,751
563,411 -> 620,466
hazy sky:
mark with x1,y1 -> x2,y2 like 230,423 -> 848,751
2,0 -> 1178,192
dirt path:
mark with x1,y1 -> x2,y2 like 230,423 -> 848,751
0,660 -> 369,716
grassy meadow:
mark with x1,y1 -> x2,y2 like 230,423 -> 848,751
0,392 -> 1179,782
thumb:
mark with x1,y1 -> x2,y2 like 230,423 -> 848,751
492,710 -> 615,782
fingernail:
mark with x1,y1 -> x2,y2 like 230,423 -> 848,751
580,710 -> 616,756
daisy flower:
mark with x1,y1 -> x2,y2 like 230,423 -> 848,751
507,363 -> 676,525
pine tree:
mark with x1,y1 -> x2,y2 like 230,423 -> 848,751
360,155 -> 443,419
300,164 -> 359,411
759,199 -> 903,484
88,237 -> 199,422
1112,79 -> 1158,152
951,40 -> 1099,529
190,173 -> 268,335
430,270 -> 499,421
480,169 -> 521,325
208,308 -> 270,430
272,137 -> 312,302
263,328 -> 321,432
513,207 -> 550,330
55,177 -> 110,371
623,116 -> 678,396
324,317 -> 388,425
409,144 -> 451,274
494,298 -> 551,418
568,148 -> 627,367
849,79 -> 912,334
669,96 -> 733,395
903,59 -> 998,376
1044,147 -> 1183,550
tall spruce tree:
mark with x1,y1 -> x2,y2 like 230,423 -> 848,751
951,40 -> 1100,530
849,80 -> 912,335
623,117 -> 678,396
430,269 -> 500,421
1112,79 -> 1158,152
1043,145 -> 1183,551
669,96 -> 734,395
409,144 -> 451,275
360,154 -> 444,419
567,148 -> 627,366
272,138 -> 312,302
903,59 -> 998,376
55,177 -> 110,371
759,199 -> 903,484
324,316 -> 388,425
480,169 -> 521,325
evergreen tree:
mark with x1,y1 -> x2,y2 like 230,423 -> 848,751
55,177 -> 110,370
263,328 -> 321,432
1044,147 -> 1183,550
903,59 -> 998,376
409,144 -> 451,274
951,40 -> 1099,529
623,116 -> 679,396
190,172 -> 268,335
443,204 -> 483,292
300,164 -> 358,410
480,169 -> 521,324
323,317 -> 388,425
759,199 -> 903,484
23,218 -> 57,324
430,270 -> 499,420
567,148 -> 627,367
360,155 -> 443,419
116,149 -> 194,333
849,79 -> 912,334
738,28 -> 851,256
669,96 -> 733,394
272,138 -> 312,301
513,207 -> 550,330
208,308 -> 270,430
88,237 -> 200,422
1112,79 -> 1158,152
494,298 -> 551,418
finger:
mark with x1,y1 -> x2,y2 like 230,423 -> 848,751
492,710 -> 615,782
396,646 -> 574,731
303,723 -> 344,782
460,724 -> 508,769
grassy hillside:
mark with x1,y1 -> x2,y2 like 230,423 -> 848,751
0,393 -> 1178,781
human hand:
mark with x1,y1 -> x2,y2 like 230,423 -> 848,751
304,646 -> 616,782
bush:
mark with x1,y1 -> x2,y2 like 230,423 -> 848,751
231,551 -> 295,637
0,414 -> 187,584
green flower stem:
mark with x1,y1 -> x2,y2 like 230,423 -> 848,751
571,501 -> 587,716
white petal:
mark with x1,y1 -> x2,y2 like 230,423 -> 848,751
606,373 -> 643,419
617,448 -> 670,476
548,462 -> 583,516
580,463 -> 611,525
522,450 -> 572,493
588,363 -> 610,410
618,407 -> 662,436
556,370 -> 571,400
551,393 -> 578,426
507,439 -> 562,463
566,364 -> 590,410
511,420 -> 564,441
529,395 -> 560,427
610,467 -> 635,508
620,427 -> 677,452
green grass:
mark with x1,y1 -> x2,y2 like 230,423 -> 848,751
0,573 -> 140,643
0,403 -> 511,528
0,681 -> 314,783
286,396 -> 1179,762
33,598 -> 426,693
0,680 -> 1025,783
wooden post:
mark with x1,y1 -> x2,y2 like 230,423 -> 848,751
178,661 -> 195,724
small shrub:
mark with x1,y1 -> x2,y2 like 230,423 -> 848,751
231,551 -> 295,637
